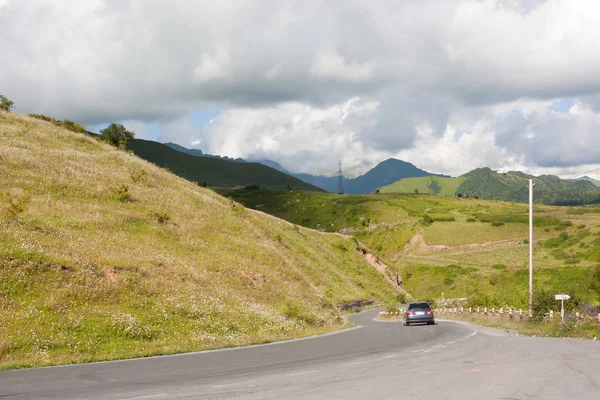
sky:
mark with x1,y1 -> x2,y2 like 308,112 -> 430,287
1,0 -> 600,179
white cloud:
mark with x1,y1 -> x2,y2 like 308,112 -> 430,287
199,98 -> 382,173
2,0 -> 600,176
310,52 -> 372,83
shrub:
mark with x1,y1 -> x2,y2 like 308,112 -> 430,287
100,123 -> 135,148
491,221 -> 504,227
152,211 -> 171,224
59,119 -> 85,133
421,214 -> 433,226
396,292 -> 406,304
244,184 -> 261,190
0,95 -> 14,111
113,185 -> 133,202
28,113 -> 55,122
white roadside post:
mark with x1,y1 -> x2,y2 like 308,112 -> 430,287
528,178 -> 533,318
503,172 -> 535,318
555,294 -> 571,325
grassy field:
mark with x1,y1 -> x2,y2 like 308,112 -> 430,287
379,176 -> 464,196
0,112 -> 401,370
226,189 -> 600,312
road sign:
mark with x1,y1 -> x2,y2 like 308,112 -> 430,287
555,294 -> 570,300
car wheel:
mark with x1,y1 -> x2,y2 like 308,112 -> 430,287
405,321 -> 410,326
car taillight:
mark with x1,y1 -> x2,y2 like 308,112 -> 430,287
406,311 -> 413,315
426,310 -> 434,315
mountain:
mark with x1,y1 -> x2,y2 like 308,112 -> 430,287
572,176 -> 600,187
164,142 -> 204,157
163,143 -> 294,174
294,158 -> 447,194
1,111 -> 398,368
127,138 -> 324,191
165,142 -> 245,162
381,167 -> 600,205
457,168 -> 600,205
248,159 -> 290,174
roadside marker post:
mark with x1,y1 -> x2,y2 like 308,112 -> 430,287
555,294 -> 570,325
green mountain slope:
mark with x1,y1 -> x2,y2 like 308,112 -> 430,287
227,188 -> 600,319
457,168 -> 600,205
380,168 -> 600,206
379,176 -> 464,196
127,138 -> 323,191
0,112 -> 398,369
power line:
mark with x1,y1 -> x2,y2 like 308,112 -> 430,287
565,166 -> 600,180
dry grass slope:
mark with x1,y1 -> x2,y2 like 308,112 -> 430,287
0,111 -> 399,369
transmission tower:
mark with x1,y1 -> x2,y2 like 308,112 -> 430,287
337,160 -> 344,195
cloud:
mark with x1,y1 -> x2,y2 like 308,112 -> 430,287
199,98 -> 383,173
1,0 -> 600,176
310,51 -> 372,83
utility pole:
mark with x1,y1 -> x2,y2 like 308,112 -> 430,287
503,172 -> 534,318
337,160 -> 344,195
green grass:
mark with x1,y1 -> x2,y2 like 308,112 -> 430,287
0,112 -> 400,369
379,176 -> 465,196
225,189 -> 600,311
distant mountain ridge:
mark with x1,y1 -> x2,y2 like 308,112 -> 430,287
293,159 -> 448,194
571,176 -> 600,187
128,139 -> 324,191
380,167 -> 600,206
162,143 -> 445,194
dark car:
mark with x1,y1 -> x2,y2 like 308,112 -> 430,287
402,301 -> 435,326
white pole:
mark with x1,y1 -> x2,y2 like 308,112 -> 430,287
561,297 -> 565,325
529,179 -> 533,318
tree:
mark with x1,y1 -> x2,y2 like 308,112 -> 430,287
100,123 -> 135,148
0,95 -> 14,112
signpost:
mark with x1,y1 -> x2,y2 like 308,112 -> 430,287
555,294 -> 570,324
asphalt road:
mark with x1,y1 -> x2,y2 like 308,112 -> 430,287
1,309 -> 599,399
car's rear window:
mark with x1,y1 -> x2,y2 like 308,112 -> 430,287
408,302 -> 431,310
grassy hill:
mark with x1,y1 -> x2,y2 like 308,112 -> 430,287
127,138 -> 323,191
0,111 -> 400,369
379,168 -> 600,206
227,189 -> 600,313
379,176 -> 464,196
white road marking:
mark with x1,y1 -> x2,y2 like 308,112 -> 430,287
341,361 -> 365,367
410,349 -> 426,353
287,369 -> 318,377
379,354 -> 398,360
212,380 -> 253,389
122,395 -> 168,400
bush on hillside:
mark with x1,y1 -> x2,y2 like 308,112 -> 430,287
421,214 -> 433,226
58,119 -> 85,133
0,95 -> 14,111
101,123 -> 135,148
29,113 -> 56,122
29,114 -> 86,133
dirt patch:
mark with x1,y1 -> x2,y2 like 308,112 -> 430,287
403,233 -> 521,254
405,233 -> 449,252
100,265 -> 120,283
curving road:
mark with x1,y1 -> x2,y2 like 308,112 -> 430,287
1,309 -> 599,399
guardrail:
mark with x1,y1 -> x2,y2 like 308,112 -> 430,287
379,306 -> 600,325
436,307 -> 600,324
